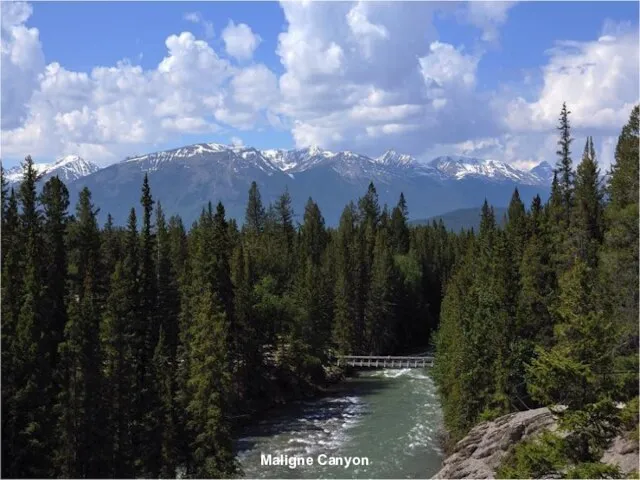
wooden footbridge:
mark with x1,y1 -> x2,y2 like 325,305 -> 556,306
336,355 -> 434,369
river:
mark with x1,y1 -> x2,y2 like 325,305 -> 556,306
236,368 -> 444,479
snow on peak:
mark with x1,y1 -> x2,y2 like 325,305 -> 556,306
5,155 -> 100,184
429,155 -> 542,184
375,150 -> 415,167
530,161 -> 555,184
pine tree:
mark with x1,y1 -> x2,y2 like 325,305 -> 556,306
432,241 -> 480,440
600,105 -> 639,349
135,175 -> 164,477
101,213 -> 121,283
390,193 -> 410,254
156,203 -> 180,361
1,187 -> 23,478
572,137 -> 604,268
185,285 -> 238,478
364,228 -> 397,354
40,177 -> 71,369
299,198 -> 327,265
505,188 -> 528,264
213,202 -> 234,323
231,243 -> 258,402
244,181 -> 266,235
56,187 -> 106,477
100,262 -> 136,477
153,326 -> 178,478
11,156 -> 53,477
154,202 -> 180,476
358,182 -> 381,226
332,203 -> 358,354
555,102 -> 574,222
527,260 -> 621,462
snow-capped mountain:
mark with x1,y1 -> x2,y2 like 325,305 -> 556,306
374,150 -> 416,168
428,155 -> 545,185
5,155 -> 100,185
56,142 -> 552,227
118,143 -> 552,187
124,143 -> 282,176
530,161 -> 555,184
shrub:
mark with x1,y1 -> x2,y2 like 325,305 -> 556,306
563,462 -> 622,479
496,431 -> 568,479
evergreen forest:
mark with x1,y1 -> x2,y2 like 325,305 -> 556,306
1,103 -> 638,478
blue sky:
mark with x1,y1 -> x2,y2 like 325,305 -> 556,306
2,1 -> 638,170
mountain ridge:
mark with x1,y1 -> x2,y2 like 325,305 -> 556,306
4,143 -> 553,227
5,155 -> 101,185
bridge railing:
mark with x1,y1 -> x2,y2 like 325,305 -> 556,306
334,355 -> 434,368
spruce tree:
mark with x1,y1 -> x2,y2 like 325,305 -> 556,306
12,156 -> 53,477
56,187 -> 106,477
244,181 -> 266,235
332,203 -> 358,354
40,177 -> 71,369
1,188 -> 22,478
505,188 -> 528,263
573,137 -> 604,268
364,228 -> 396,354
600,105 -> 639,348
100,262 -> 136,477
555,102 -> 574,222
185,285 -> 238,478
390,193 -> 410,254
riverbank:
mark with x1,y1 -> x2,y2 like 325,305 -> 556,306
233,362 -> 347,431
433,408 -> 639,479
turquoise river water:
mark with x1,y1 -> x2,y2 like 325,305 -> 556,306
236,368 -> 444,478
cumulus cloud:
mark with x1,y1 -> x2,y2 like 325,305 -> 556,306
273,1 -> 501,156
1,1 -> 636,173
1,6 -> 275,164
222,21 -> 262,61
503,24 -> 639,135
1,1 -> 45,129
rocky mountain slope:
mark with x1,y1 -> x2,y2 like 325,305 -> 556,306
6,144 -> 553,226
5,155 -> 100,186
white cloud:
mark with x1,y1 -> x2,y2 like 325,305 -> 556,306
1,8 -> 276,164
183,11 -> 214,39
462,2 -> 517,43
419,42 -> 479,92
1,2 -> 635,174
230,136 -> 243,147
232,64 -> 279,109
503,25 -> 639,135
1,1 -> 45,129
222,21 -> 261,61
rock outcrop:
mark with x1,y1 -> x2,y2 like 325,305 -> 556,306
601,434 -> 640,476
433,408 -> 556,479
433,407 -> 639,479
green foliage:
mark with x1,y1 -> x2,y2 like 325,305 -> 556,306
563,462 -> 622,479
4,103 -> 638,478
435,104 -> 640,456
496,431 -> 568,479
619,396 -> 639,442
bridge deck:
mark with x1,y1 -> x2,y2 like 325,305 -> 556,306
336,355 -> 434,368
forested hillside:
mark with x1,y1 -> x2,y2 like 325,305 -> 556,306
1,157 -> 461,477
433,104 -> 639,477
1,103 -> 637,479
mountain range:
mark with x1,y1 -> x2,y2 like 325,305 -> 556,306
5,155 -> 100,186
4,144 -> 553,226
